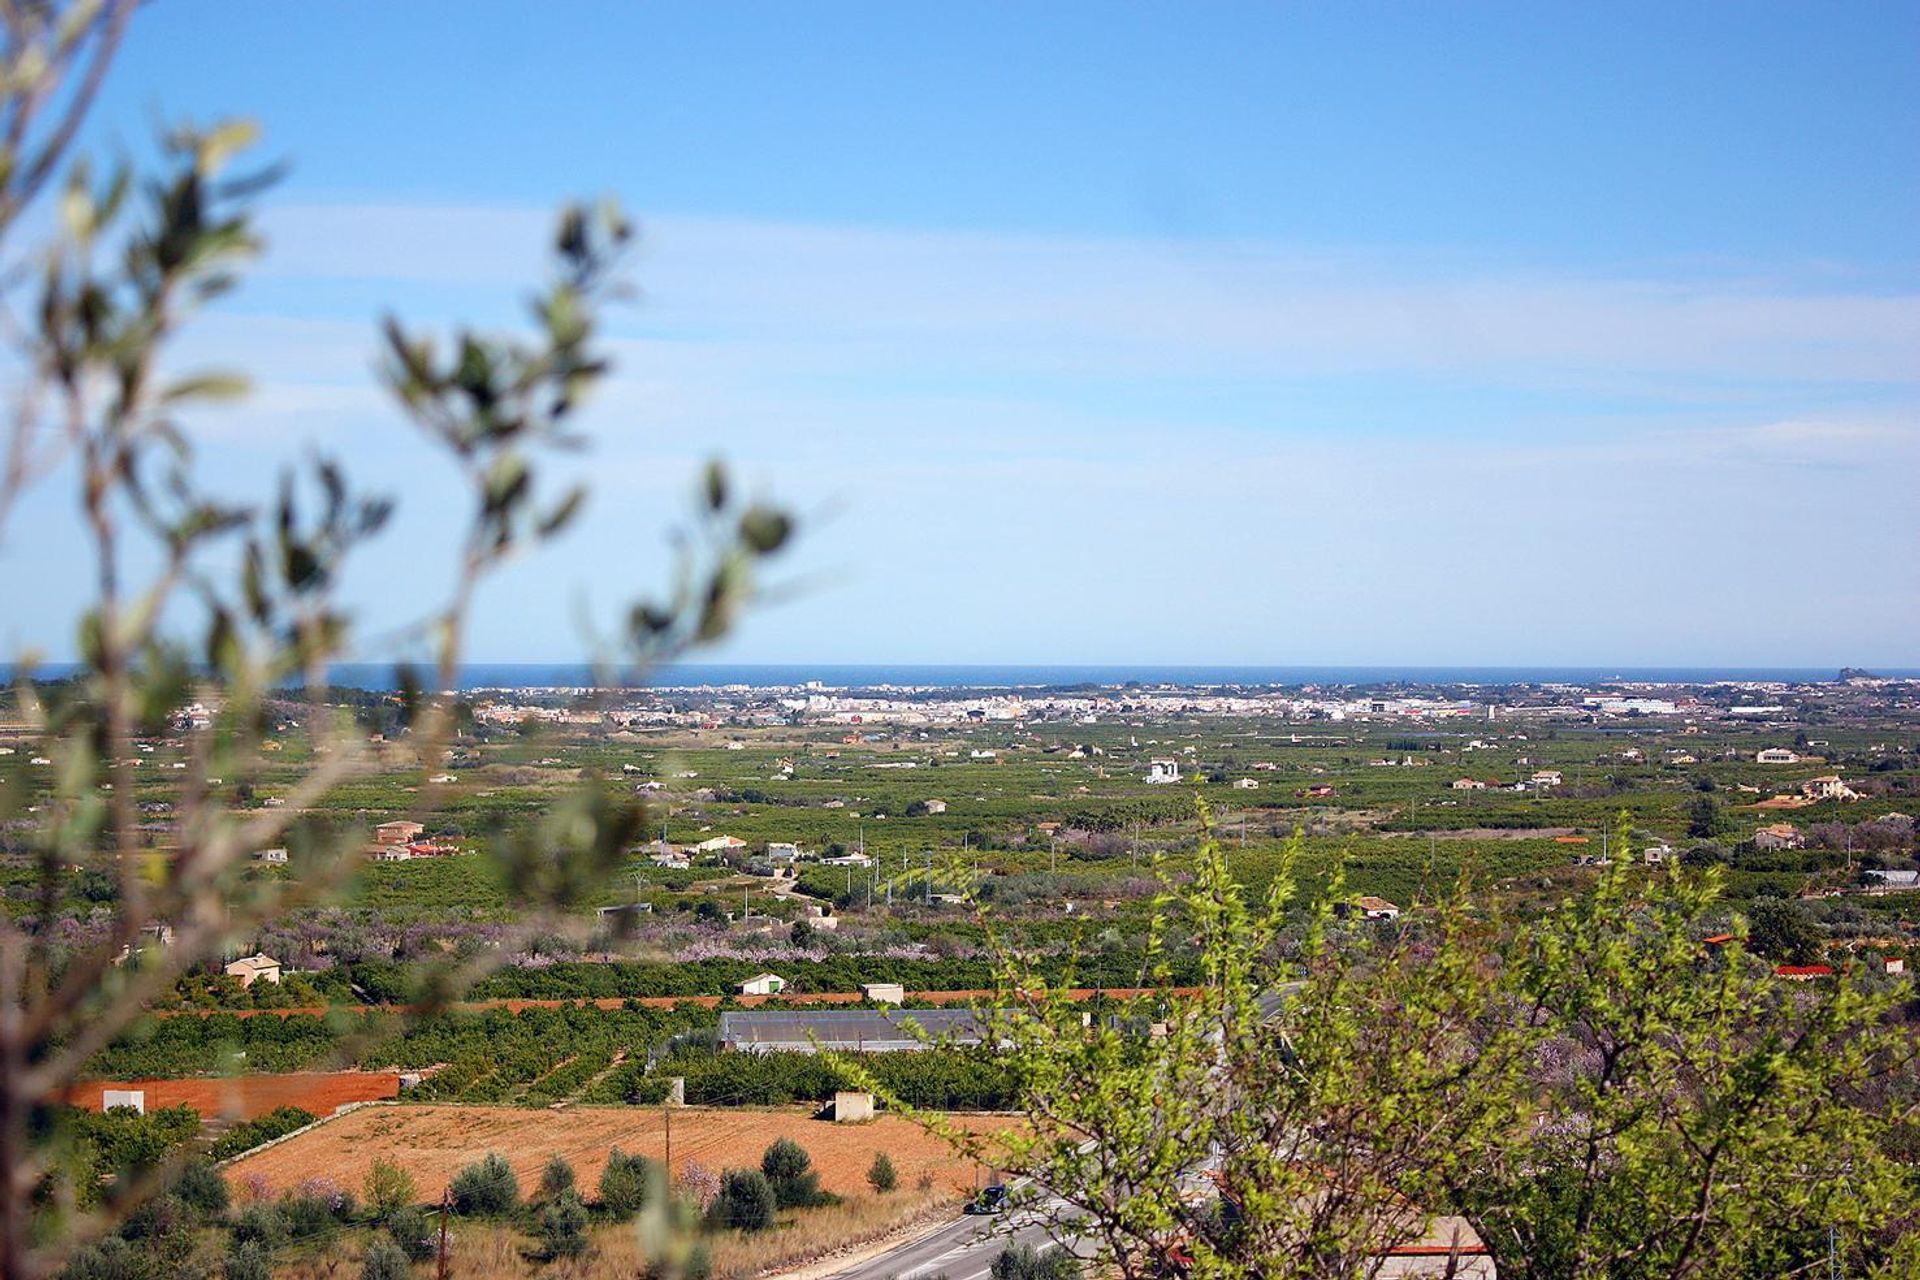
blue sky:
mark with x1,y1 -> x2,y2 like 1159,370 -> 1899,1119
5,2 -> 1917,665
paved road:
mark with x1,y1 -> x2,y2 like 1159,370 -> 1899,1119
826,1207 -> 1069,1280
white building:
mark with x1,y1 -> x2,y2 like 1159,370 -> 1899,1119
737,972 -> 787,996
1755,748 -> 1801,765
1147,759 -> 1181,785
1801,775 -> 1858,802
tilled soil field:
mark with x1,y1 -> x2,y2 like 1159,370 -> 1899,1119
225,1103 -> 1015,1200
66,1072 -> 401,1120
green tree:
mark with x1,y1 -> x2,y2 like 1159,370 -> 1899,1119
364,1159 -> 417,1220
596,1148 -> 659,1219
1687,794 -> 1733,839
866,1151 -> 897,1194
536,1191 -> 591,1261
870,805 -> 1917,1280
382,1208 -> 435,1264
1454,844 -> 1911,1279
709,1170 -> 776,1232
449,1153 -> 519,1217
760,1137 -> 826,1209
537,1156 -> 576,1202
1744,897 -> 1823,965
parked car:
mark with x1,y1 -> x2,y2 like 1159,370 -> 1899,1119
965,1184 -> 1009,1215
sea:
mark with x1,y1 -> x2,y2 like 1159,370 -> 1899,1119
335,663 -> 1911,691
5,661 -> 1913,692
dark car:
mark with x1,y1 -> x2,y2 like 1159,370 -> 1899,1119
965,1184 -> 1009,1215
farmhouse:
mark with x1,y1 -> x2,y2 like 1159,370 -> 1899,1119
1338,896 -> 1402,922
1450,778 -> 1488,790
373,820 -> 425,845
1529,770 -> 1564,788
859,981 -> 906,1005
921,799 -> 948,814
224,954 -> 282,987
695,835 -> 749,854
1146,759 -> 1181,784
737,972 -> 787,996
719,1007 -> 986,1053
1231,778 -> 1259,790
1801,775 -> 1859,802
1753,822 -> 1804,851
1755,748 -> 1801,765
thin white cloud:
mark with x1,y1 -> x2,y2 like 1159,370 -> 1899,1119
250,203 -> 1920,388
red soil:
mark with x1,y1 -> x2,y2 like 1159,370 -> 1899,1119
65,1072 -> 400,1121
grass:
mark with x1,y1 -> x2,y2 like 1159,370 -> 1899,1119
266,1188 -> 958,1280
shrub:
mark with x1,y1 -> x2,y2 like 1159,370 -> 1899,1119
385,1207 -> 436,1263
120,1193 -> 188,1242
361,1238 -> 412,1280
279,1191 -> 342,1241
174,1160 -> 231,1216
230,1205 -> 290,1251
210,1106 -> 319,1160
597,1147 -> 659,1218
867,1151 -> 897,1194
709,1169 -> 776,1231
991,1244 -> 1080,1280
760,1137 -> 827,1209
538,1155 -> 576,1201
450,1152 -> 520,1216
59,1238 -> 143,1280
225,1242 -> 272,1280
366,1158 -> 418,1218
537,1190 -> 592,1260
295,1176 -> 356,1220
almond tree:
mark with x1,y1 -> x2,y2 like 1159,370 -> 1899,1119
0,5 -> 787,1276
899,808 -> 1918,1279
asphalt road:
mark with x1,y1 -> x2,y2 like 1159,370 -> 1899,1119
825,1207 -> 1068,1280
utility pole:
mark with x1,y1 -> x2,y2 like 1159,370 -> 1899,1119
436,1189 -> 451,1280
664,1101 -> 673,1172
